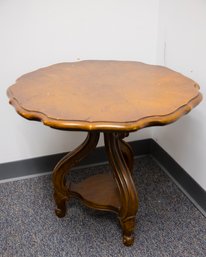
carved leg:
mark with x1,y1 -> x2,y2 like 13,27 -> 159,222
104,132 -> 138,246
52,132 -> 100,218
119,132 -> 134,172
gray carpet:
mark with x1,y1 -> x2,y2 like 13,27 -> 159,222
0,156 -> 205,257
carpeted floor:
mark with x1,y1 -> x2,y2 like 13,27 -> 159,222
0,156 -> 205,257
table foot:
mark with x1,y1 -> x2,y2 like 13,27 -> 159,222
54,191 -> 67,218
120,217 -> 135,246
52,132 -> 100,217
104,132 -> 138,246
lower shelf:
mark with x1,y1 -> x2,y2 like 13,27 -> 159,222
69,173 -> 121,213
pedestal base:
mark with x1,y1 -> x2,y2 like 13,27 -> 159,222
52,132 -> 138,246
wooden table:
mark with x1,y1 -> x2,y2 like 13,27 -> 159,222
7,60 -> 202,246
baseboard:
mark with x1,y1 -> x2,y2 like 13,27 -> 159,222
0,138 -> 205,215
151,140 -> 206,216
0,139 -> 151,181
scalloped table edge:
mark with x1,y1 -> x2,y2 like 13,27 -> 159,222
7,91 -> 202,132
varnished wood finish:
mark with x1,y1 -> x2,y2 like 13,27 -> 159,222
7,60 -> 203,246
53,131 -> 137,246
119,132 -> 134,172
104,132 -> 138,246
52,132 -> 100,217
7,61 -> 202,132
70,173 -> 121,212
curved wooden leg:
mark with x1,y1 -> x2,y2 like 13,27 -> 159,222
119,132 -> 134,172
52,132 -> 100,218
104,132 -> 138,246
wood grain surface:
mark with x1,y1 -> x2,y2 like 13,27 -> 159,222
7,60 -> 202,131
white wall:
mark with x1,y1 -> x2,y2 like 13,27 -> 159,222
1,0 -> 205,192
155,0 -> 206,190
0,0 -> 159,163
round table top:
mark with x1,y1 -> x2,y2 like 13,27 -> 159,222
7,60 -> 202,132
